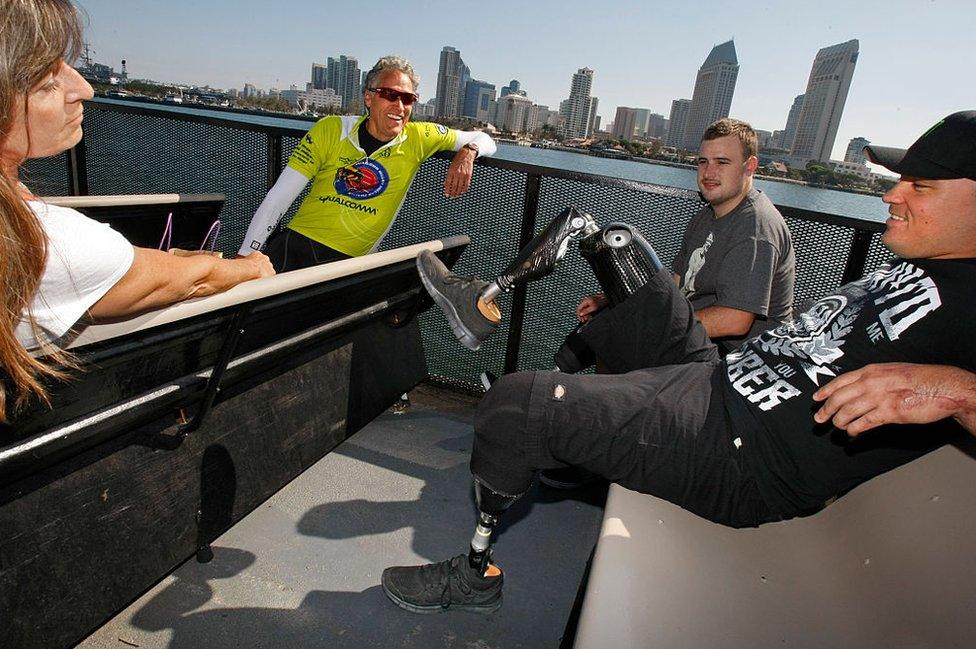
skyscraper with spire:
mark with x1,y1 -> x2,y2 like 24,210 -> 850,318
789,39 -> 859,165
682,40 -> 739,151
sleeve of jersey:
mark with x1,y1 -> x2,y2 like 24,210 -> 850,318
715,239 -> 777,316
415,123 -> 458,159
286,119 -> 329,177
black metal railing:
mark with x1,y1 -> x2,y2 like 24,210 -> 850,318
23,99 -> 889,390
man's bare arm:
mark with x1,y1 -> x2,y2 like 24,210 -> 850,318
695,304 -> 755,339
813,363 -> 976,436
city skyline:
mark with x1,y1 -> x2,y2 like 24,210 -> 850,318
77,0 -> 974,165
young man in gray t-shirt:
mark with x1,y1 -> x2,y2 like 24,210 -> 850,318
579,118 -> 795,355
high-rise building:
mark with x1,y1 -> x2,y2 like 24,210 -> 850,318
495,93 -> 534,132
632,108 -> 652,139
462,80 -> 495,121
845,136 -> 870,164
325,55 -> 361,112
789,39 -> 859,165
682,40 -> 739,151
435,46 -> 467,119
311,63 -> 328,90
781,94 -> 805,152
612,106 -> 639,140
559,68 -> 594,139
588,97 -> 599,138
666,98 -> 692,149
646,113 -> 668,140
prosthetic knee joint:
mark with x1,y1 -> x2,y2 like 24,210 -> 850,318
468,478 -> 519,573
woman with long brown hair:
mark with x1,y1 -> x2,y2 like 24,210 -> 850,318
0,0 -> 274,422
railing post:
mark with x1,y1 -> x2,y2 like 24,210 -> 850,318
266,133 -> 283,191
841,229 -> 873,284
66,135 -> 89,196
503,172 -> 542,375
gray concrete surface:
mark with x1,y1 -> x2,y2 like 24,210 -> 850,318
80,385 -> 606,649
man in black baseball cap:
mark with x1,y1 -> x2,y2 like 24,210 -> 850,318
382,113 -> 976,617
864,110 -> 976,181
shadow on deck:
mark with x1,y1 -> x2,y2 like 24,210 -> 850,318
80,385 -> 607,649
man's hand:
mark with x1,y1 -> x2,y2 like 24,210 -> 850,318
576,293 -> 609,322
813,363 -> 976,437
444,145 -> 477,197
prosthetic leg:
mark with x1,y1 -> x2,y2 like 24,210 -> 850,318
553,222 -> 664,372
479,206 -> 600,304
468,479 -> 519,573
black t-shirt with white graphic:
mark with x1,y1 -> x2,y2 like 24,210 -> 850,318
722,257 -> 976,517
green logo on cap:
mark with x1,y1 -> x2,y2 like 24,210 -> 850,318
921,119 -> 945,138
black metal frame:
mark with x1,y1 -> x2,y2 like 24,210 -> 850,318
58,98 -> 887,381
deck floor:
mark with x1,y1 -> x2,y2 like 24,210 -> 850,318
80,385 -> 607,649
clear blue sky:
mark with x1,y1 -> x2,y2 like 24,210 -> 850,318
78,0 -> 974,162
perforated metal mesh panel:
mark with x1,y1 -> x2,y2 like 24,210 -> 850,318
21,153 -> 69,196
386,156 -> 528,384
25,103 -> 890,392
83,106 -> 271,255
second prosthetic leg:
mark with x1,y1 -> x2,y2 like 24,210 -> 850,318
553,222 -> 664,372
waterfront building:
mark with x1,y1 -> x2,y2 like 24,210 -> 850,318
242,83 -> 257,99
789,39 -> 859,166
559,67 -> 595,139
463,80 -> 496,122
495,93 -> 533,133
780,93 -> 805,152
588,96 -> 599,138
525,104 -> 554,133
831,159 -> 871,178
666,98 -> 691,149
500,79 -> 525,98
435,46 -> 468,119
612,106 -> 640,140
631,108 -> 652,139
845,136 -> 870,164
682,40 -> 739,151
412,98 -> 437,120
646,113 -> 668,140
754,129 -> 774,149
311,63 -> 327,90
325,55 -> 361,112
280,86 -> 342,111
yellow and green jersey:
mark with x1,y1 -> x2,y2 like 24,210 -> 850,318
286,115 -> 458,256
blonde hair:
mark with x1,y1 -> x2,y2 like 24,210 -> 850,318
0,0 -> 84,421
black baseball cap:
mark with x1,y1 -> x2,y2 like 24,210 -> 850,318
864,110 -> 976,181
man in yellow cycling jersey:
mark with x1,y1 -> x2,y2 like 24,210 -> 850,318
238,55 -> 496,270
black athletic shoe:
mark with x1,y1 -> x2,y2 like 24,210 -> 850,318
538,466 -> 601,490
417,250 -> 498,351
382,554 -> 503,614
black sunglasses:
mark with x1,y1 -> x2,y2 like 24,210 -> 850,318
369,87 -> 419,106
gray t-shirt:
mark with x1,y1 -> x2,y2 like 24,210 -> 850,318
672,188 -> 795,353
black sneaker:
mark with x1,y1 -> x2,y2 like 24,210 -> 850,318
382,554 -> 503,614
417,250 -> 499,351
538,466 -> 601,490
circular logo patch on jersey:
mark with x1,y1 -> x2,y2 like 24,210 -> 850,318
334,159 -> 390,200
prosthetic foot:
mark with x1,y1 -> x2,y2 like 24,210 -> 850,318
380,478 -> 517,614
